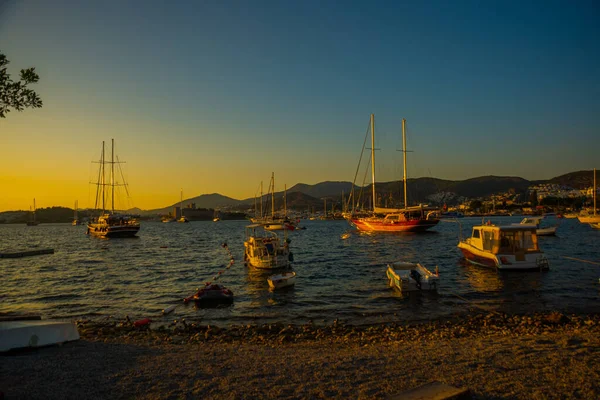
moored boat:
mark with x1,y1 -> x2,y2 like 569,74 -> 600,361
267,271 -> 297,290
183,284 -> 233,307
458,223 -> 549,271
386,262 -> 440,292
577,168 -> 599,224
87,139 -> 140,238
348,115 -> 439,233
516,216 -> 557,236
244,224 -> 292,269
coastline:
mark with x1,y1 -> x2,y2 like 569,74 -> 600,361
2,311 -> 599,399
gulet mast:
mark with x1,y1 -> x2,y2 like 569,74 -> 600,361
402,118 -> 408,208
370,113 -> 376,211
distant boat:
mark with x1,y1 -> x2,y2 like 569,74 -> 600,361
26,198 -> 39,226
349,115 -> 439,232
72,200 -> 81,226
178,189 -> 189,223
516,216 -> 557,236
578,168 -> 599,224
87,139 -> 140,238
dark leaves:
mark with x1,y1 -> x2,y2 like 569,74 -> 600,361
0,52 -> 43,118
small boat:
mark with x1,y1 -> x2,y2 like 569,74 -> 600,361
177,189 -> 189,223
457,222 -> 549,271
26,198 -> 40,226
386,262 -> 440,292
72,200 -> 81,226
244,224 -> 292,269
578,168 -> 599,224
183,284 -> 233,307
516,216 -> 557,236
267,271 -> 296,290
590,222 -> 600,230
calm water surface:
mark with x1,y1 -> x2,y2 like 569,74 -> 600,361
1,217 -> 599,326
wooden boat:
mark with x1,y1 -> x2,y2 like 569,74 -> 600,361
183,284 -> 233,306
386,262 -> 440,292
87,140 -> 140,238
590,222 -> 600,230
578,168 -> 599,224
457,222 -> 549,271
267,271 -> 296,290
349,115 -> 439,233
516,216 -> 557,236
244,224 -> 291,269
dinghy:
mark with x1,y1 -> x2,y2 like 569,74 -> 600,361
267,271 -> 296,290
183,284 -> 233,307
386,261 -> 440,293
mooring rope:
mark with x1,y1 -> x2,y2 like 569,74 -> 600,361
562,256 -> 600,266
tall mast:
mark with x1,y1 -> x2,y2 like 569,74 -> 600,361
402,118 -> 408,208
180,188 -> 183,217
260,181 -> 263,218
111,139 -> 115,213
101,141 -> 105,213
271,172 -> 275,218
370,114 -> 376,210
594,168 -> 597,216
284,183 -> 287,217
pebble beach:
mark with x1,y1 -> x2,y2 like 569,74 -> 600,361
2,311 -> 600,399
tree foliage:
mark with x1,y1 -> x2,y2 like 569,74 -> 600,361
0,51 -> 42,118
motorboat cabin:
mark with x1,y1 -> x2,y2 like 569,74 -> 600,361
457,223 -> 549,271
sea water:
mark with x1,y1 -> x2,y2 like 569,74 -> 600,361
1,217 -> 599,326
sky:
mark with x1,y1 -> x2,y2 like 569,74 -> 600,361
0,0 -> 598,212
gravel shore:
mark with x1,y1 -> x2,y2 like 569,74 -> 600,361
2,312 -> 600,399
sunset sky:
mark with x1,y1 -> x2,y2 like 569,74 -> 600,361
1,0 -> 598,212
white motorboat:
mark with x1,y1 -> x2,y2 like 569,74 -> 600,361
267,271 -> 297,290
244,224 -> 292,269
458,222 -> 549,271
386,262 -> 440,292
516,216 -> 557,236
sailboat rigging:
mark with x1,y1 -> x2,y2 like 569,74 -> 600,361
578,168 -> 599,225
178,189 -> 189,223
349,114 -> 439,232
26,198 -> 39,226
87,139 -> 140,238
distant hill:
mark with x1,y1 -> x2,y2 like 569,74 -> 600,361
547,170 -> 595,189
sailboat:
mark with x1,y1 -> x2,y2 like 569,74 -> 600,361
87,139 -> 140,238
72,200 -> 81,226
178,189 -> 189,223
577,168 -> 599,225
26,198 -> 39,226
349,115 -> 439,232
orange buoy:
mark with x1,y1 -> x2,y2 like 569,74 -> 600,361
133,318 -> 152,327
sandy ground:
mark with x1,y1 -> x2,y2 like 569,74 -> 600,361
2,318 -> 600,399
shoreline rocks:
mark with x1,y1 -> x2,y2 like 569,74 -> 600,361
75,311 -> 600,347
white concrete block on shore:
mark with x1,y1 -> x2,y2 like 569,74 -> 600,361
0,320 -> 80,352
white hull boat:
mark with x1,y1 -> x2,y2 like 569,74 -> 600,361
0,320 -> 80,352
386,262 -> 440,292
515,217 -> 557,236
458,223 -> 549,271
267,271 -> 297,289
244,224 -> 292,269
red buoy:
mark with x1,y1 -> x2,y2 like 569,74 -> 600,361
133,318 -> 152,327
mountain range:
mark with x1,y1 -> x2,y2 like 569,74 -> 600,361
139,170 -> 595,216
